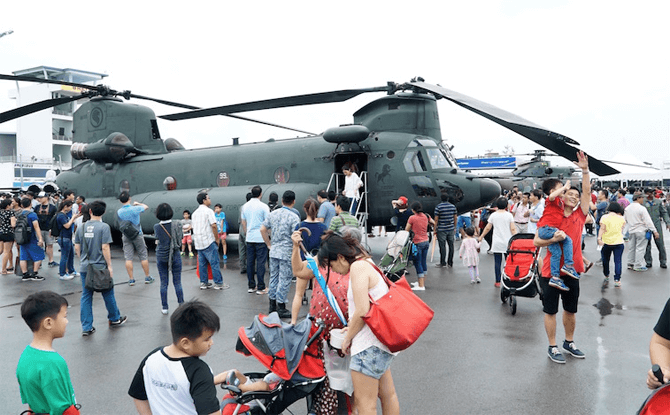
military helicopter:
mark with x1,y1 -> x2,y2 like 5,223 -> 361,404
0,74 -> 619,234
471,149 -> 582,193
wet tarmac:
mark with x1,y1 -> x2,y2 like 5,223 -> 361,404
1,231 -> 669,414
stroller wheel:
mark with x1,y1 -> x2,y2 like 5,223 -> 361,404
500,288 -> 508,303
510,296 -> 517,315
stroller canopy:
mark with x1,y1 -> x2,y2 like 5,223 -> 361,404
236,314 -> 325,380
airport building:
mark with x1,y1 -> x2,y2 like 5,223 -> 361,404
1,66 -> 106,189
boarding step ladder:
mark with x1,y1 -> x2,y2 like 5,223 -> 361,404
326,172 -> 369,232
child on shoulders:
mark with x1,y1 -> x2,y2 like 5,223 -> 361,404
536,179 -> 580,291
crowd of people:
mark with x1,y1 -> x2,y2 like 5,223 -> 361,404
10,158 -> 670,413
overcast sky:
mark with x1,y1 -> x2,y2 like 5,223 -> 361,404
1,0 -> 668,171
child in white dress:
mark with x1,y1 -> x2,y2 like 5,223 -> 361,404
459,227 -> 482,284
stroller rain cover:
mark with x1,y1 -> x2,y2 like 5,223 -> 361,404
236,313 -> 326,380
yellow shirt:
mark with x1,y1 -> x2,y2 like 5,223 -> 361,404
600,213 -> 625,245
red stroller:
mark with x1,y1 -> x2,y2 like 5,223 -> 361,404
500,233 -> 543,315
221,314 -> 326,415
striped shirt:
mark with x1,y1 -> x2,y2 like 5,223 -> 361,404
328,212 -> 359,232
434,202 -> 457,232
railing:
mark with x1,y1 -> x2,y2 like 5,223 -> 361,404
52,134 -> 72,141
327,171 -> 369,232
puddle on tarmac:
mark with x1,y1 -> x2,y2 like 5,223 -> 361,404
593,297 -> 625,326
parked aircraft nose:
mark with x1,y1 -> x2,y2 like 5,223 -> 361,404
479,178 -> 501,206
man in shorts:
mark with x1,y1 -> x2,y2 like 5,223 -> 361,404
117,192 -> 154,286
35,191 -> 57,268
18,197 -> 45,281
534,151 -> 590,364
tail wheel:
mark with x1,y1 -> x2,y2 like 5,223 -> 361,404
510,295 -> 517,315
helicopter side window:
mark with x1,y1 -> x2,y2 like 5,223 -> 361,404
409,176 -> 437,198
408,138 -> 437,148
427,148 -> 450,170
403,151 -> 427,173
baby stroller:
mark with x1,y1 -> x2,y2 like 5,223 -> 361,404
378,230 -> 413,282
221,313 -> 326,415
500,233 -> 543,315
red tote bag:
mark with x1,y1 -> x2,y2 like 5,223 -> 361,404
362,265 -> 434,352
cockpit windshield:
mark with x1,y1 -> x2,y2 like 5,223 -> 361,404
427,148 -> 450,169
403,151 -> 427,173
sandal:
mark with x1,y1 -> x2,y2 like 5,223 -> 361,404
584,262 -> 593,274
7,267 -> 14,272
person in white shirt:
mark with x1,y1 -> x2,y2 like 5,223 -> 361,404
624,193 -> 659,271
342,165 -> 363,214
192,192 -> 228,290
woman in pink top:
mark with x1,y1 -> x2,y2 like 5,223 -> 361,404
319,232 -> 400,415
405,202 -> 435,291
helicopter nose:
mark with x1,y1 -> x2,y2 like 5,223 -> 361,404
479,178 -> 501,205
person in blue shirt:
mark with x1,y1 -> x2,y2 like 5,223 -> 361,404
316,190 -> 336,228
55,201 -> 81,281
18,197 -> 45,281
214,204 -> 228,262
117,192 -> 154,286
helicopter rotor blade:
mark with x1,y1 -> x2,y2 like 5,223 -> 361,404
159,86 -> 391,121
129,94 -> 315,135
0,73 -> 100,91
0,93 -> 91,124
409,81 -> 620,176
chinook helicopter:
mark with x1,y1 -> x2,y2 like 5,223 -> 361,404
473,150 -> 581,192
0,75 -> 619,234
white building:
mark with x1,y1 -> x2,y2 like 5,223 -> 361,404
1,66 -> 106,189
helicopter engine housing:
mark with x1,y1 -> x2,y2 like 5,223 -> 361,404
70,132 -> 137,163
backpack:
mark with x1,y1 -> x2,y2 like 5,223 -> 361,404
14,211 -> 32,245
50,213 -> 62,238
119,219 -> 140,240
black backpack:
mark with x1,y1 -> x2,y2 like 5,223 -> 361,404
14,211 -> 32,245
50,213 -> 62,238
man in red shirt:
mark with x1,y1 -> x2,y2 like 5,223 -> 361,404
534,151 -> 590,364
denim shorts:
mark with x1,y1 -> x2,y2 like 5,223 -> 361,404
350,346 -> 394,380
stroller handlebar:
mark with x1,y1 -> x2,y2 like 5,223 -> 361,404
653,364 -> 665,384
305,317 -> 325,350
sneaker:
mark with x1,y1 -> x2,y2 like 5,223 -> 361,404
180,251 -> 185,256
560,266 -> 580,280
411,285 -> 426,291
595,260 -> 603,266
562,340 -> 585,358
548,277 -> 569,291
189,252 -> 194,257
59,274 -> 75,281
494,282 -> 500,288
48,261 -> 58,268
22,273 -> 45,282
476,277 -> 481,283
548,346 -> 566,364
248,287 -> 256,293
256,288 -> 268,295
128,279 -> 136,286
109,316 -> 127,327
627,264 -> 634,270
200,282 -> 212,290
470,280 -> 476,284
223,255 -> 227,260
633,266 -> 648,272
71,271 -> 80,277
602,277 -> 609,288
614,280 -> 621,288
145,276 -> 155,284
213,283 -> 230,290
82,327 -> 96,336
161,309 -> 169,315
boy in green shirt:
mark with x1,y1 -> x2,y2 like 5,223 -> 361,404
16,291 -> 80,415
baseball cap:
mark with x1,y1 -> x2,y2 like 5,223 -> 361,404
633,193 -> 645,200
398,196 -> 408,205
37,191 -> 47,198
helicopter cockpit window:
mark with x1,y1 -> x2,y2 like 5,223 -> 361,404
409,176 -> 437,198
403,151 -> 427,173
408,138 -> 437,148
426,148 -> 450,169
163,176 -> 177,191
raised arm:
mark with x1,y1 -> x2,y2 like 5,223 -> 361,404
575,151 -> 591,216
